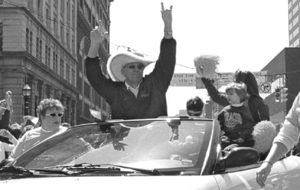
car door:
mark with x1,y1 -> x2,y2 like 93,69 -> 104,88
213,164 -> 282,190
273,155 -> 300,190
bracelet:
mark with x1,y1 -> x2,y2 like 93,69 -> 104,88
263,160 -> 273,166
164,31 -> 172,35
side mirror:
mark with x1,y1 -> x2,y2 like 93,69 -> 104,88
221,147 -> 260,168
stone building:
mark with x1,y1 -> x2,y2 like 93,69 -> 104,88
77,0 -> 113,124
0,0 -> 113,126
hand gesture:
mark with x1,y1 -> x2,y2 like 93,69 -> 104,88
161,2 -> 172,24
0,129 -> 12,139
90,20 -> 109,46
256,162 -> 272,187
196,65 -> 204,78
5,91 -> 12,109
112,140 -> 127,151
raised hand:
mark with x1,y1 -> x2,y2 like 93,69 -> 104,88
161,2 -> 172,24
5,91 -> 12,110
0,129 -> 12,139
90,20 -> 109,46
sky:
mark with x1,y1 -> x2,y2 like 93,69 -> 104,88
109,0 -> 289,116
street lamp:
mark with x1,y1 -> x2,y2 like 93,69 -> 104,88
22,84 -> 31,116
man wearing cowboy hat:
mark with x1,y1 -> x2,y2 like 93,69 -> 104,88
85,3 -> 176,120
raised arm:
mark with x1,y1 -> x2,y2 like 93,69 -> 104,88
201,78 -> 229,107
149,3 -> 176,92
85,20 -> 116,104
161,2 -> 173,39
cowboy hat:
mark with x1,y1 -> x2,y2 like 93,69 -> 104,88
107,51 -> 155,82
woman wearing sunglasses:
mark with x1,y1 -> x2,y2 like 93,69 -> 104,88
9,98 -> 68,159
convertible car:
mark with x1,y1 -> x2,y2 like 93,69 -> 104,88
0,117 -> 300,190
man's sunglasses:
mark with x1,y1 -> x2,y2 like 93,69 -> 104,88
46,113 -> 64,117
126,65 -> 145,70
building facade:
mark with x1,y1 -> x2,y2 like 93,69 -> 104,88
289,0 -> 300,47
76,0 -> 113,124
261,48 -> 300,125
0,0 -> 113,126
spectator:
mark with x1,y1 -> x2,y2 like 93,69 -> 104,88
0,129 -> 18,162
186,96 -> 204,117
0,91 -> 13,144
9,122 -> 23,140
10,98 -> 68,159
85,3 -> 176,119
217,82 -> 256,149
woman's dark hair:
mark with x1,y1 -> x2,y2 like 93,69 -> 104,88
234,69 -> 259,96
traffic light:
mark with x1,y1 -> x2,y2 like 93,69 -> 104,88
280,87 -> 288,102
274,87 -> 281,102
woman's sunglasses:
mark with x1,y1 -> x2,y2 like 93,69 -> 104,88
46,113 -> 64,117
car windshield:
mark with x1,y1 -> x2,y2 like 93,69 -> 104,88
13,118 -> 211,171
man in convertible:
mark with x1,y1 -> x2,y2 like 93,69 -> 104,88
85,3 -> 176,119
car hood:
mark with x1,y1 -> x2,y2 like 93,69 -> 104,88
0,176 -> 219,190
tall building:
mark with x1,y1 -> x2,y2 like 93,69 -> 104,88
77,0 -> 113,124
289,0 -> 300,47
0,0 -> 113,126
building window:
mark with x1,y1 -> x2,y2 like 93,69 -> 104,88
45,45 -> 48,66
46,4 -> 51,29
293,4 -> 299,15
60,22 -> 64,44
54,12 -> 58,36
293,16 -> 299,27
84,103 -> 90,119
72,5 -> 75,27
293,27 -> 299,37
72,35 -> 75,55
67,0 -> 70,22
79,0 -> 83,9
66,29 -> 70,49
72,68 -> 76,86
61,0 -> 65,12
37,0 -> 43,20
60,58 -> 65,79
0,23 -> 2,52
26,29 -> 32,54
30,31 -> 32,54
294,38 -> 299,47
26,28 -> 29,52
36,37 -> 39,59
39,39 -> 42,61
66,64 -> 70,82
84,81 -> 90,99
